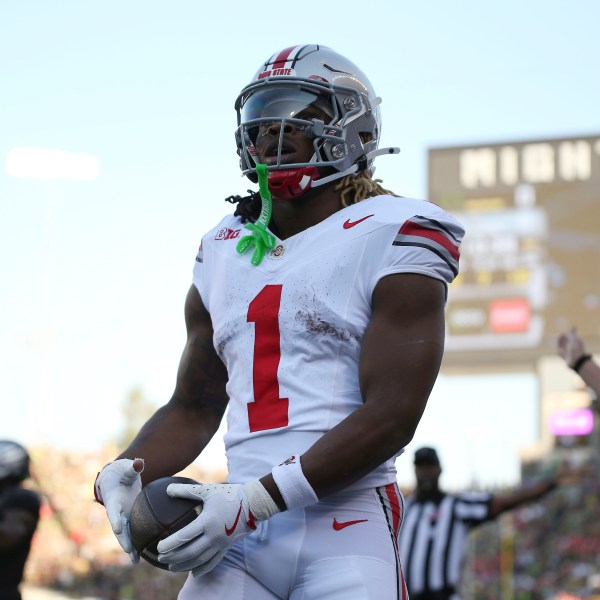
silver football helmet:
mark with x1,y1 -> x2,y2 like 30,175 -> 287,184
235,44 -> 399,198
0,440 -> 30,481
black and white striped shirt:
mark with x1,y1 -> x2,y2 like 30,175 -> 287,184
399,492 -> 492,598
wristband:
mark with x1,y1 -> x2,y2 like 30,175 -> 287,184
271,455 -> 318,510
571,354 -> 592,373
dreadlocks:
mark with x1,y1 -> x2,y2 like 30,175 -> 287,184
224,190 -> 262,224
224,172 -> 400,223
334,171 -> 400,207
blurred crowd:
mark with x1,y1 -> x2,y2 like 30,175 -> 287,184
461,470 -> 600,599
18,446 -> 600,600
23,446 -> 224,599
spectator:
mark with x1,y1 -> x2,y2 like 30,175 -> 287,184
398,447 -> 574,600
557,326 -> 600,404
0,441 -> 41,600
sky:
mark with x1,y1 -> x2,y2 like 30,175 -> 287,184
0,0 -> 598,490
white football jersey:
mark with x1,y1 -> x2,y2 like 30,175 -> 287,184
193,195 -> 464,489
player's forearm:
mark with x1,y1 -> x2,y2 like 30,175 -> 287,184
260,405 -> 412,510
302,402 -> 418,497
263,274 -> 445,507
290,310 -> 444,499
116,400 -> 222,484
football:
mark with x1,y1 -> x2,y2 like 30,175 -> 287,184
129,476 -> 202,569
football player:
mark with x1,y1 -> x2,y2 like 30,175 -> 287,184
95,44 -> 465,599
0,441 -> 41,600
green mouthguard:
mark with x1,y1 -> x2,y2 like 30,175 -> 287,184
236,163 -> 276,265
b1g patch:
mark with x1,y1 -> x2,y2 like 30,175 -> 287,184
269,244 -> 286,259
215,227 -> 241,241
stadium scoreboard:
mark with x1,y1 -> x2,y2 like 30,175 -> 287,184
428,134 -> 600,368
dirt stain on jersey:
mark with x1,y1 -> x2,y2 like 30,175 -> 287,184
215,331 -> 235,358
295,310 -> 360,344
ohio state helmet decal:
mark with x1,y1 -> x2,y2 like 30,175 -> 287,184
235,44 -> 399,198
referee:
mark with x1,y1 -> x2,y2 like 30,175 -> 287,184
398,447 -> 565,600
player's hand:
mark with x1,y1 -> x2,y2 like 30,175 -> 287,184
557,326 -> 586,367
94,458 -> 144,564
157,483 -> 258,575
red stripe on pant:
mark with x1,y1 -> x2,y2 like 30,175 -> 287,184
385,482 -> 402,538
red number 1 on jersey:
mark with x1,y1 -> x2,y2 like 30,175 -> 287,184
247,284 -> 289,432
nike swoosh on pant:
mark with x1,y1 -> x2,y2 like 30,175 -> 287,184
332,518 -> 368,531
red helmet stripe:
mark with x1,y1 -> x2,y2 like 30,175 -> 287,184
272,46 -> 297,69
272,45 -> 303,69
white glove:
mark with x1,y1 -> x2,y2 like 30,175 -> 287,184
157,480 -> 279,575
95,458 -> 144,563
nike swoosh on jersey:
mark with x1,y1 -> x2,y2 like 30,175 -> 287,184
343,214 -> 375,229
332,518 -> 369,531
225,502 -> 243,536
